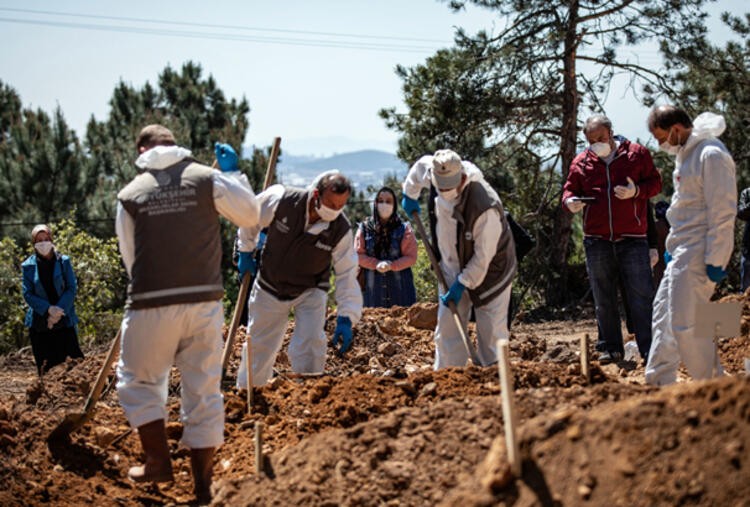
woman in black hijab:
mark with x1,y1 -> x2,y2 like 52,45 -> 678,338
355,187 -> 418,307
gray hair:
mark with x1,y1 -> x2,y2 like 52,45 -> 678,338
583,115 -> 612,134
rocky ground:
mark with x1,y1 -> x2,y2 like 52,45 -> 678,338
0,299 -> 748,506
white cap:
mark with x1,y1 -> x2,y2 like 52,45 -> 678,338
432,149 -> 464,189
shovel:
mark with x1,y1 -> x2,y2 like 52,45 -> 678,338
48,329 -> 121,442
409,211 -> 481,365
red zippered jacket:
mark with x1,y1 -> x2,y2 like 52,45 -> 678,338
562,137 -> 662,241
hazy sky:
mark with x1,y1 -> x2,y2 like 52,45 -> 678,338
0,0 -> 743,157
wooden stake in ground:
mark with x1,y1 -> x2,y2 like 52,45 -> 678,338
497,339 -> 521,477
580,333 -> 590,383
254,421 -> 264,475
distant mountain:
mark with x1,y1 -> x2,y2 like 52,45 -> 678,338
274,149 -> 408,190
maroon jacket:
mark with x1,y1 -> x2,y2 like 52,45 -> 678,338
562,137 -> 661,241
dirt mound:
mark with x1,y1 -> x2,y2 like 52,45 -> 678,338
0,295 -> 747,506
446,376 -> 750,506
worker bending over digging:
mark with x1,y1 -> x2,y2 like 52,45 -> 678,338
401,149 -> 517,368
235,170 -> 363,386
115,127 -> 259,503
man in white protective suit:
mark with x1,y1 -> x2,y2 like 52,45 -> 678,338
115,126 -> 259,503
645,106 -> 737,386
235,171 -> 362,386
401,149 -> 517,368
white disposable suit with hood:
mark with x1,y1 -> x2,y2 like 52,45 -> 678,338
115,145 -> 259,448
403,157 -> 512,369
235,174 -> 362,387
645,113 -> 737,386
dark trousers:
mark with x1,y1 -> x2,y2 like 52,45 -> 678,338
584,237 -> 654,359
29,326 -> 84,374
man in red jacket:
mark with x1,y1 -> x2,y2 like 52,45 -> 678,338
562,115 -> 662,363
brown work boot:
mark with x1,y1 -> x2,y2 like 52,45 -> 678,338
128,419 -> 174,483
190,447 -> 216,505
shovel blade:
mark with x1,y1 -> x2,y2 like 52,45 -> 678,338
47,412 -> 86,443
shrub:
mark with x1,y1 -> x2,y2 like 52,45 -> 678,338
0,238 -> 26,353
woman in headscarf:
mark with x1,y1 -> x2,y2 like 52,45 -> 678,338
355,187 -> 418,307
21,224 -> 83,374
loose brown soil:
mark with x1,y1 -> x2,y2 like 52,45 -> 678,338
0,298 -> 748,506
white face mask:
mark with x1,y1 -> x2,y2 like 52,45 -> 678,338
376,202 -> 394,220
34,241 -> 54,256
439,188 -> 459,202
590,142 -> 612,158
317,202 -> 343,222
658,127 -> 681,156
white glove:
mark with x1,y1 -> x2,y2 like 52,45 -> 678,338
376,261 -> 392,273
649,248 -> 659,268
614,177 -> 637,200
565,197 -> 585,213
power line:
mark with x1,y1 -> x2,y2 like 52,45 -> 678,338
0,10 -> 450,53
0,6 -> 450,44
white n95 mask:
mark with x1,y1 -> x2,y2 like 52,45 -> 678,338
317,202 -> 343,222
376,202 -> 394,220
34,241 -> 54,256
590,142 -> 612,158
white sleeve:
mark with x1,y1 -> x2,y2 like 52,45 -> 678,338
237,184 -> 285,252
703,147 -> 737,267
115,202 -> 135,278
402,155 -> 434,200
213,171 -> 259,228
332,229 -> 363,325
457,208 -> 503,289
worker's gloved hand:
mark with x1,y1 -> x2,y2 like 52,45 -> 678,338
664,251 -> 672,265
614,177 -> 638,200
706,264 -> 727,283
376,261 -> 391,273
440,279 -> 465,307
401,196 -> 421,218
564,197 -> 585,213
332,316 -> 353,355
238,251 -> 257,278
649,248 -> 659,268
214,142 -> 239,172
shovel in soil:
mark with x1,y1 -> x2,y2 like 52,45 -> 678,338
48,329 -> 121,443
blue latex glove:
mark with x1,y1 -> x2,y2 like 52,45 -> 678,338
257,231 -> 267,252
401,196 -> 421,218
440,279 -> 465,307
664,251 -> 672,265
238,251 -> 257,278
332,316 -> 353,355
706,264 -> 727,283
214,142 -> 239,172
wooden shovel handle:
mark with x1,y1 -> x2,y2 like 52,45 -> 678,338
83,329 -> 121,414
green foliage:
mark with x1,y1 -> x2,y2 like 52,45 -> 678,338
0,237 -> 26,353
652,12 -> 750,189
0,81 -> 103,242
413,246 -> 438,302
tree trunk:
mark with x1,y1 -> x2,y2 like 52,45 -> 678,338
547,0 -> 580,306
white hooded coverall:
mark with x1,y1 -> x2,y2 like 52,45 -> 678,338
235,179 -> 362,387
645,113 -> 737,386
403,157 -> 512,368
115,145 -> 260,448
